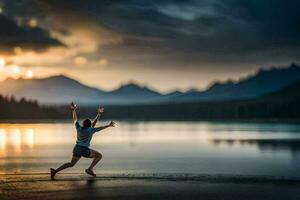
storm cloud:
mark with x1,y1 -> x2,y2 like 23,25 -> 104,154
37,0 -> 300,55
0,0 -> 299,91
0,14 -> 62,54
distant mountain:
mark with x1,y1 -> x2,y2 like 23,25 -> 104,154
0,75 -> 163,105
262,80 -> 300,101
164,90 -> 185,98
171,63 -> 300,102
110,83 -> 161,99
0,75 -> 105,104
1,63 -> 300,105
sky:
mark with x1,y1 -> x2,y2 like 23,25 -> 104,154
0,0 -> 299,92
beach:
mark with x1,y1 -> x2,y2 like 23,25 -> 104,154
2,173 -> 300,200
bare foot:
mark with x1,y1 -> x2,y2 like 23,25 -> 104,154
50,168 -> 56,180
85,169 -> 96,177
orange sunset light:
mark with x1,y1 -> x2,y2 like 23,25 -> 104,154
0,57 -> 35,79
25,70 -> 34,79
0,57 -> 5,69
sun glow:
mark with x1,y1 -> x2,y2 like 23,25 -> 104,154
23,129 -> 34,148
0,125 -> 39,156
11,65 -> 21,74
9,128 -> 21,152
0,57 -> 5,69
25,70 -> 34,79
0,129 -> 6,156
0,57 -> 36,79
0,129 -> 6,150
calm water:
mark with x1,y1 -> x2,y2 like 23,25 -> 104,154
1,121 -> 300,177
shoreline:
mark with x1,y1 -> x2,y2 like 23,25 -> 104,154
2,173 -> 300,200
2,173 -> 300,184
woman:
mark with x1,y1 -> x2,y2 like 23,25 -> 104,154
50,102 -> 115,179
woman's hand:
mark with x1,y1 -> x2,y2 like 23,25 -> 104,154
70,102 -> 77,111
97,106 -> 105,114
108,121 -> 116,127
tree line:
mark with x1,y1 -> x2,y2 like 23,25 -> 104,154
69,101 -> 299,122
0,95 -> 299,121
0,95 -> 63,120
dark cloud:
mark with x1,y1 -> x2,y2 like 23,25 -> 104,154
0,15 -> 62,54
33,0 -> 300,64
1,0 -> 300,67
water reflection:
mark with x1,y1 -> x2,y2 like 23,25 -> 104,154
23,129 -> 34,148
0,129 -> 6,151
0,126 -> 35,156
210,138 -> 300,156
2,122 -> 300,177
10,128 -> 21,152
2,122 -> 300,157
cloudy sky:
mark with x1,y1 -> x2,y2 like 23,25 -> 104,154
0,0 -> 299,92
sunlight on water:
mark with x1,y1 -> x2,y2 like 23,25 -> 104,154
9,128 -> 21,153
23,128 -> 34,148
1,121 -> 300,177
0,126 -> 37,156
0,129 -> 6,154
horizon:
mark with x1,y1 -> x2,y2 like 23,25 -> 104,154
1,62 -> 298,94
0,1 -> 299,92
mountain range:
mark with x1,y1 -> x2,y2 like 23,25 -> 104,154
0,75 -> 163,105
261,79 -> 300,102
171,63 -> 300,102
0,63 -> 299,105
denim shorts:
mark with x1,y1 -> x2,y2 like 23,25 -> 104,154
73,144 -> 91,157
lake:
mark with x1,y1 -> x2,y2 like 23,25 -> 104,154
1,121 -> 300,178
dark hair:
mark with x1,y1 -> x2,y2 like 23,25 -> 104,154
82,119 -> 92,128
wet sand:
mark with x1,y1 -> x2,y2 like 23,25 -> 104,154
1,173 -> 300,200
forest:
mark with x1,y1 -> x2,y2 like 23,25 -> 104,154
0,95 -> 63,120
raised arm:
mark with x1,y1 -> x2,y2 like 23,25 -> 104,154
70,102 -> 78,123
92,107 -> 104,127
95,121 -> 115,132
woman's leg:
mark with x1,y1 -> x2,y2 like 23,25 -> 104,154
51,155 -> 81,178
87,149 -> 102,171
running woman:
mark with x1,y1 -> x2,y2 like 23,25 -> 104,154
50,102 -> 115,179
